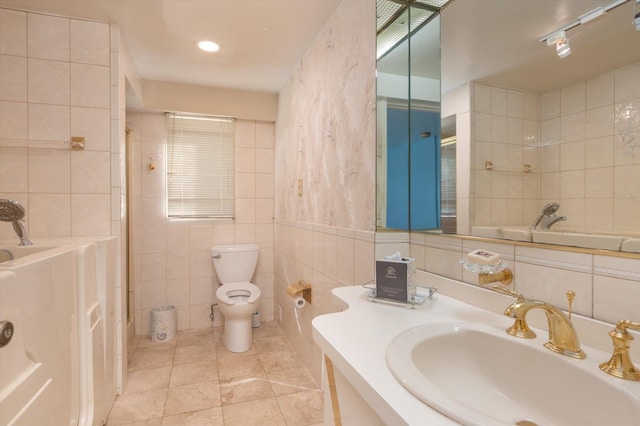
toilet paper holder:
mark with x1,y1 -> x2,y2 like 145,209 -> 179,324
287,280 -> 312,305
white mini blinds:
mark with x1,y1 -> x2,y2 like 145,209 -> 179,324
166,113 -> 235,219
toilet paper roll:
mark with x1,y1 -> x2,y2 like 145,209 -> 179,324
293,295 -> 306,308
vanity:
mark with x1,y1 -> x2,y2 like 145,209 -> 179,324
312,271 -> 640,426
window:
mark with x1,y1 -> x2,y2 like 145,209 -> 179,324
166,113 -> 235,219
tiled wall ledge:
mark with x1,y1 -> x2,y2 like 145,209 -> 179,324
410,233 -> 640,326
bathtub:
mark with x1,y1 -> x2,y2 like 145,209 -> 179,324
0,238 -> 116,426
471,226 -> 638,252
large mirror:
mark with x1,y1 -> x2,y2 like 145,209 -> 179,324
376,0 -> 448,231
379,0 -> 640,253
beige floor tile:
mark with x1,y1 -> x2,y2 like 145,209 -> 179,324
115,321 -> 322,425
161,407 -> 224,426
113,419 -> 163,426
220,373 -> 274,406
217,353 -> 264,380
174,344 -> 217,365
137,336 -> 177,349
215,341 -> 257,361
221,398 -> 286,426
252,321 -> 284,338
106,388 -> 167,425
267,366 -> 318,396
259,350 -> 303,372
164,380 -> 221,417
176,329 -> 217,348
170,359 -> 218,387
278,390 -> 324,426
125,367 -> 172,394
128,346 -> 175,371
254,335 -> 291,353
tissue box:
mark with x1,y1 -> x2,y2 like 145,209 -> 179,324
375,257 -> 416,302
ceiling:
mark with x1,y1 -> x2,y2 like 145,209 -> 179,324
0,0 -> 341,93
441,0 -> 640,93
1,0 -> 638,96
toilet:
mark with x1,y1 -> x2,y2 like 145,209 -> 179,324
211,244 -> 261,352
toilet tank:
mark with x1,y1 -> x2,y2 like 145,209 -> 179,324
211,244 -> 259,283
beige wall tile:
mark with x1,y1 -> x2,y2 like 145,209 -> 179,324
27,13 -> 69,61
70,19 -> 109,65
0,147 -> 28,193
0,100 -> 27,139
0,55 -> 27,101
71,150 -> 111,194
28,103 -> 70,141
0,9 -> 27,56
28,148 -> 70,193
71,63 -> 110,107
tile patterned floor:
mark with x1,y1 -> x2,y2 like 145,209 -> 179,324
107,322 -> 323,426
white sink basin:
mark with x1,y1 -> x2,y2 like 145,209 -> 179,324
386,322 -> 640,426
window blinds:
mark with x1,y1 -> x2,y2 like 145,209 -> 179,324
166,113 -> 235,219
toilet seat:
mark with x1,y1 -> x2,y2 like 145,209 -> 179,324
216,282 -> 261,306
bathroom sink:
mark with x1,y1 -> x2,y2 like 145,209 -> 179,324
386,322 -> 640,426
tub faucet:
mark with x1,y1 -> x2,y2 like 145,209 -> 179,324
503,290 -> 586,359
530,202 -> 567,230
0,199 -> 33,246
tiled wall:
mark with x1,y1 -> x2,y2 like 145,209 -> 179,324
0,8 -> 114,238
0,7 -> 129,392
274,220 -> 375,384
471,60 -> 640,233
472,83 -> 539,227
126,112 -> 275,335
538,62 -> 640,233
411,234 -> 640,326
274,0 -> 376,385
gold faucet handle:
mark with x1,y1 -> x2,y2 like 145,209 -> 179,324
566,290 -> 575,320
491,285 -> 524,301
615,320 -> 640,334
599,319 -> 640,381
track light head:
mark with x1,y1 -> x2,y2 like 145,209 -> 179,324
556,38 -> 571,58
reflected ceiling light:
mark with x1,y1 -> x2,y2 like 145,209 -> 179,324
545,30 -> 570,58
539,0 -> 632,48
198,40 -> 219,52
556,37 -> 571,58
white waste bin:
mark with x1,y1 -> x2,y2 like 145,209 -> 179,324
150,305 -> 177,342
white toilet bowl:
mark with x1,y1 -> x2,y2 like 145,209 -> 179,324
216,282 -> 261,352
211,244 -> 261,353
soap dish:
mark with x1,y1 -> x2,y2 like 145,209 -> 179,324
362,283 -> 438,309
460,259 -> 508,275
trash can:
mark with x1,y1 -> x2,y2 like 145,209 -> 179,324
150,305 -> 177,342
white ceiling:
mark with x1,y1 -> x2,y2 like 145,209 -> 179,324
441,0 -> 640,93
1,0 -> 639,96
0,0 -> 341,93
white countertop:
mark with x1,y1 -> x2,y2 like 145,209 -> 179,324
312,285 -> 508,425
311,274 -> 636,426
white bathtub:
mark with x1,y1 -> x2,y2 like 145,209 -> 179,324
0,238 -> 116,426
0,244 -> 79,426
471,226 -> 638,252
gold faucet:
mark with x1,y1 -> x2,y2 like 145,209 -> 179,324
503,290 -> 586,359
599,320 -> 640,381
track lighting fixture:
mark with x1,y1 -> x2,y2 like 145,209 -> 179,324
540,0 -> 637,55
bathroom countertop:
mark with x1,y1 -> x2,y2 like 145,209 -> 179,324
312,284 -> 512,425
311,274 -> 632,426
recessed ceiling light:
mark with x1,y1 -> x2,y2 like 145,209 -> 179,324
198,40 -> 219,52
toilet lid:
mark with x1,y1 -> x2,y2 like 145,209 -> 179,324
216,282 -> 261,306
